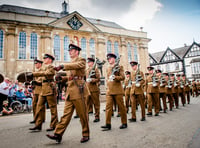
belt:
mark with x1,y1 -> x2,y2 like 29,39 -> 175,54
36,83 -> 42,86
69,76 -> 84,81
132,81 -> 136,84
43,79 -> 54,83
148,82 -> 153,85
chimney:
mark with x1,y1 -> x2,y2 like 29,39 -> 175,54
140,27 -> 143,32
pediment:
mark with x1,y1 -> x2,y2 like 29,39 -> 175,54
160,48 -> 180,62
48,11 -> 101,32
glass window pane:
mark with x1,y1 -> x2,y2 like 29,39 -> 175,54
18,32 -> 26,59
127,43 -> 132,62
64,36 -> 70,61
54,35 -> 60,61
30,33 -> 37,59
81,37 -> 87,59
89,39 -> 95,57
107,40 -> 112,53
114,41 -> 119,57
0,29 -> 3,58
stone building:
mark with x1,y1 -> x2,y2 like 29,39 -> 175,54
0,1 -> 150,81
149,41 -> 200,80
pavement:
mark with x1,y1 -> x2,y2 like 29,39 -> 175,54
0,96 -> 200,148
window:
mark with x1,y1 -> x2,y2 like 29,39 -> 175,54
162,50 -> 177,62
64,36 -> 70,61
175,62 -> 179,70
81,37 -> 87,59
127,43 -> 132,62
30,33 -> 37,59
133,44 -> 138,61
89,38 -> 95,57
186,45 -> 200,57
54,35 -> 60,61
0,29 -> 3,59
107,40 -> 112,54
191,62 -> 200,74
114,41 -> 119,57
166,63 -> 170,72
18,32 -> 26,59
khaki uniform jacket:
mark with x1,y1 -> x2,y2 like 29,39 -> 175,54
130,70 -> 144,95
33,68 -> 43,95
63,57 -> 90,100
192,81 -> 197,91
178,79 -> 185,93
86,67 -> 100,93
165,78 -> 172,94
145,74 -> 159,93
106,65 -> 125,95
159,75 -> 166,93
33,64 -> 55,96
171,79 -> 179,93
124,78 -> 131,95
184,80 -> 190,92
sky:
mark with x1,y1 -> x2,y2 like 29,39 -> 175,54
0,0 -> 200,53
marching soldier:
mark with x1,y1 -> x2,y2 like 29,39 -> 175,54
164,73 -> 173,111
192,80 -> 197,97
29,54 -> 58,131
30,59 -> 45,124
145,66 -> 160,116
46,44 -> 90,143
196,80 -> 200,96
124,71 -> 131,113
177,74 -> 186,106
101,53 -> 127,131
182,74 -> 190,104
170,73 -> 179,108
156,70 -> 167,113
86,57 -> 101,122
129,61 -> 145,122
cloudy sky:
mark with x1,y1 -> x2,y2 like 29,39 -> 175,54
0,0 -> 200,53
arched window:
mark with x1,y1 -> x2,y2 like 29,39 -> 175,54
127,43 -> 132,62
64,36 -> 70,61
114,41 -> 119,57
107,40 -> 112,54
18,32 -> 26,59
134,44 -> 138,62
0,29 -> 3,59
54,35 -> 60,61
81,37 -> 87,59
30,33 -> 38,59
89,38 -> 95,57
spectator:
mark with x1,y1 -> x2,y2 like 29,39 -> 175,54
8,80 -> 18,106
16,87 -> 32,109
2,100 -> 13,115
0,77 -> 12,113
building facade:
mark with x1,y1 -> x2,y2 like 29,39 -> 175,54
0,2 -> 150,81
149,42 -> 200,80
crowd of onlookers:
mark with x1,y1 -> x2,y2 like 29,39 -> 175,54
0,78 -> 33,116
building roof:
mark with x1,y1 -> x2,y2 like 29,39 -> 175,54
0,4 -> 125,29
150,51 -> 165,62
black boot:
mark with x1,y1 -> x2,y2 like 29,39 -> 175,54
46,134 -> 62,143
119,124 -> 127,129
101,124 -> 111,131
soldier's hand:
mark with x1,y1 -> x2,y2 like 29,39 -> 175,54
31,80 -> 37,86
54,65 -> 64,71
55,74 -> 62,82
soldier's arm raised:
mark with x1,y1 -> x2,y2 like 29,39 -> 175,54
63,58 -> 86,70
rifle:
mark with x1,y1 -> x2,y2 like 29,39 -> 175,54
86,57 -> 99,82
152,71 -> 158,87
166,73 -> 173,88
109,55 -> 121,81
135,64 -> 143,87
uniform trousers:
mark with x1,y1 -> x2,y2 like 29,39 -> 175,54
125,93 -> 130,113
172,93 -> 179,107
185,91 -> 190,104
130,94 -> 145,119
179,91 -> 186,105
166,94 -> 173,110
159,93 -> 167,111
32,94 -> 45,121
147,93 -> 159,114
105,95 -> 127,124
35,95 -> 58,128
87,92 -> 100,119
55,98 -> 89,137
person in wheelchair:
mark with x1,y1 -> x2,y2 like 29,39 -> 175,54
15,87 -> 32,109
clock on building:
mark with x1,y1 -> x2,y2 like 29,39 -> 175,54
67,15 -> 83,30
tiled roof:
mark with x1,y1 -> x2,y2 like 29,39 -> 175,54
0,4 -> 124,29
150,51 -> 165,62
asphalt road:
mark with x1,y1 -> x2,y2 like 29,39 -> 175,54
0,96 -> 200,148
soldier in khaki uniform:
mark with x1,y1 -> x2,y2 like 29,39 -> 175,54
164,73 -> 173,111
192,80 -> 198,97
182,74 -> 190,104
170,73 -> 179,108
145,66 -> 160,116
46,44 -> 90,143
129,61 -> 145,122
156,70 -> 167,113
124,71 -> 131,113
29,54 -> 58,131
30,59 -> 45,124
86,57 -> 101,122
101,53 -> 127,131
177,74 -> 186,106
